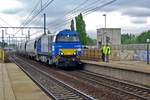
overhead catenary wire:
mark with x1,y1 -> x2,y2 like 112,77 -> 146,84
15,0 -> 103,36
16,0 -> 116,39
23,0 -> 54,26
0,17 -> 12,27
66,0 -> 106,20
49,0 -> 116,32
21,0 -> 41,27
48,0 -> 108,29
47,0 -> 90,26
15,0 -> 80,39
21,0 -> 52,26
14,0 -> 55,36
48,0 -> 101,27
14,0 -> 42,36
84,0 -> 117,15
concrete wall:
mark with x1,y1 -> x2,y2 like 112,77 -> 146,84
111,50 -> 150,62
97,28 -> 121,47
111,50 -> 134,61
111,44 -> 150,62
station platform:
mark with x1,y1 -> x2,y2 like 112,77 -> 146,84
82,60 -> 150,87
0,63 -> 51,100
82,60 -> 150,73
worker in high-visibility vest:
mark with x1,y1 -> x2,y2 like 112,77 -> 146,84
100,45 -> 106,62
104,44 -> 111,63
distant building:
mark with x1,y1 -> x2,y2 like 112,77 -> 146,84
97,28 -> 121,47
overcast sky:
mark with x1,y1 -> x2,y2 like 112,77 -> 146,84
0,0 -> 150,39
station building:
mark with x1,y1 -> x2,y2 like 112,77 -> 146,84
97,28 -> 121,47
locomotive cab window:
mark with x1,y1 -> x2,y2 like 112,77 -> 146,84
56,35 -> 79,42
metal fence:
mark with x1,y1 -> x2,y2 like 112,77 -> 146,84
81,48 -> 101,61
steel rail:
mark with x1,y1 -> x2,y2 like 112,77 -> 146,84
10,55 -> 95,100
70,70 -> 150,100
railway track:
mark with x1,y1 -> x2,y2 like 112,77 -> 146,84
67,70 -> 150,100
15,55 -> 126,100
11,54 -> 150,100
9,55 -> 94,100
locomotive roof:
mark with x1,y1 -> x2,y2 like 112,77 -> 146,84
57,29 -> 79,36
31,29 -> 78,40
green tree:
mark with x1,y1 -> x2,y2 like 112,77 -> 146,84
121,33 -> 136,44
70,19 -> 75,31
136,30 -> 150,43
121,31 -> 150,44
86,36 -> 97,45
75,13 -> 87,45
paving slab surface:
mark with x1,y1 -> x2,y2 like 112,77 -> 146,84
0,63 -> 51,100
83,60 -> 150,86
82,60 -> 150,73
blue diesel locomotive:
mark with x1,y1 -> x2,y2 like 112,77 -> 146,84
23,29 -> 83,67
51,29 -> 82,67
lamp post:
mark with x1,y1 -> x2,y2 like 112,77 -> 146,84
147,39 -> 150,64
103,14 -> 106,28
44,13 -> 46,35
103,14 -> 106,44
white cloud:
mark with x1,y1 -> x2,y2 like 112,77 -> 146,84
130,17 -> 147,24
0,0 -> 150,39
0,0 -> 23,12
0,13 -> 21,26
84,11 -> 150,38
121,7 -> 150,17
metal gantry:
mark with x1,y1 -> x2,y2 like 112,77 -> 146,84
0,26 -> 45,48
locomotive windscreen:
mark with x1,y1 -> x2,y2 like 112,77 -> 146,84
56,35 -> 79,42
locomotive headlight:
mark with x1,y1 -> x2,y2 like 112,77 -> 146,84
77,48 -> 81,51
73,52 -> 76,55
52,46 -> 55,51
59,51 -> 64,55
60,52 -> 64,55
